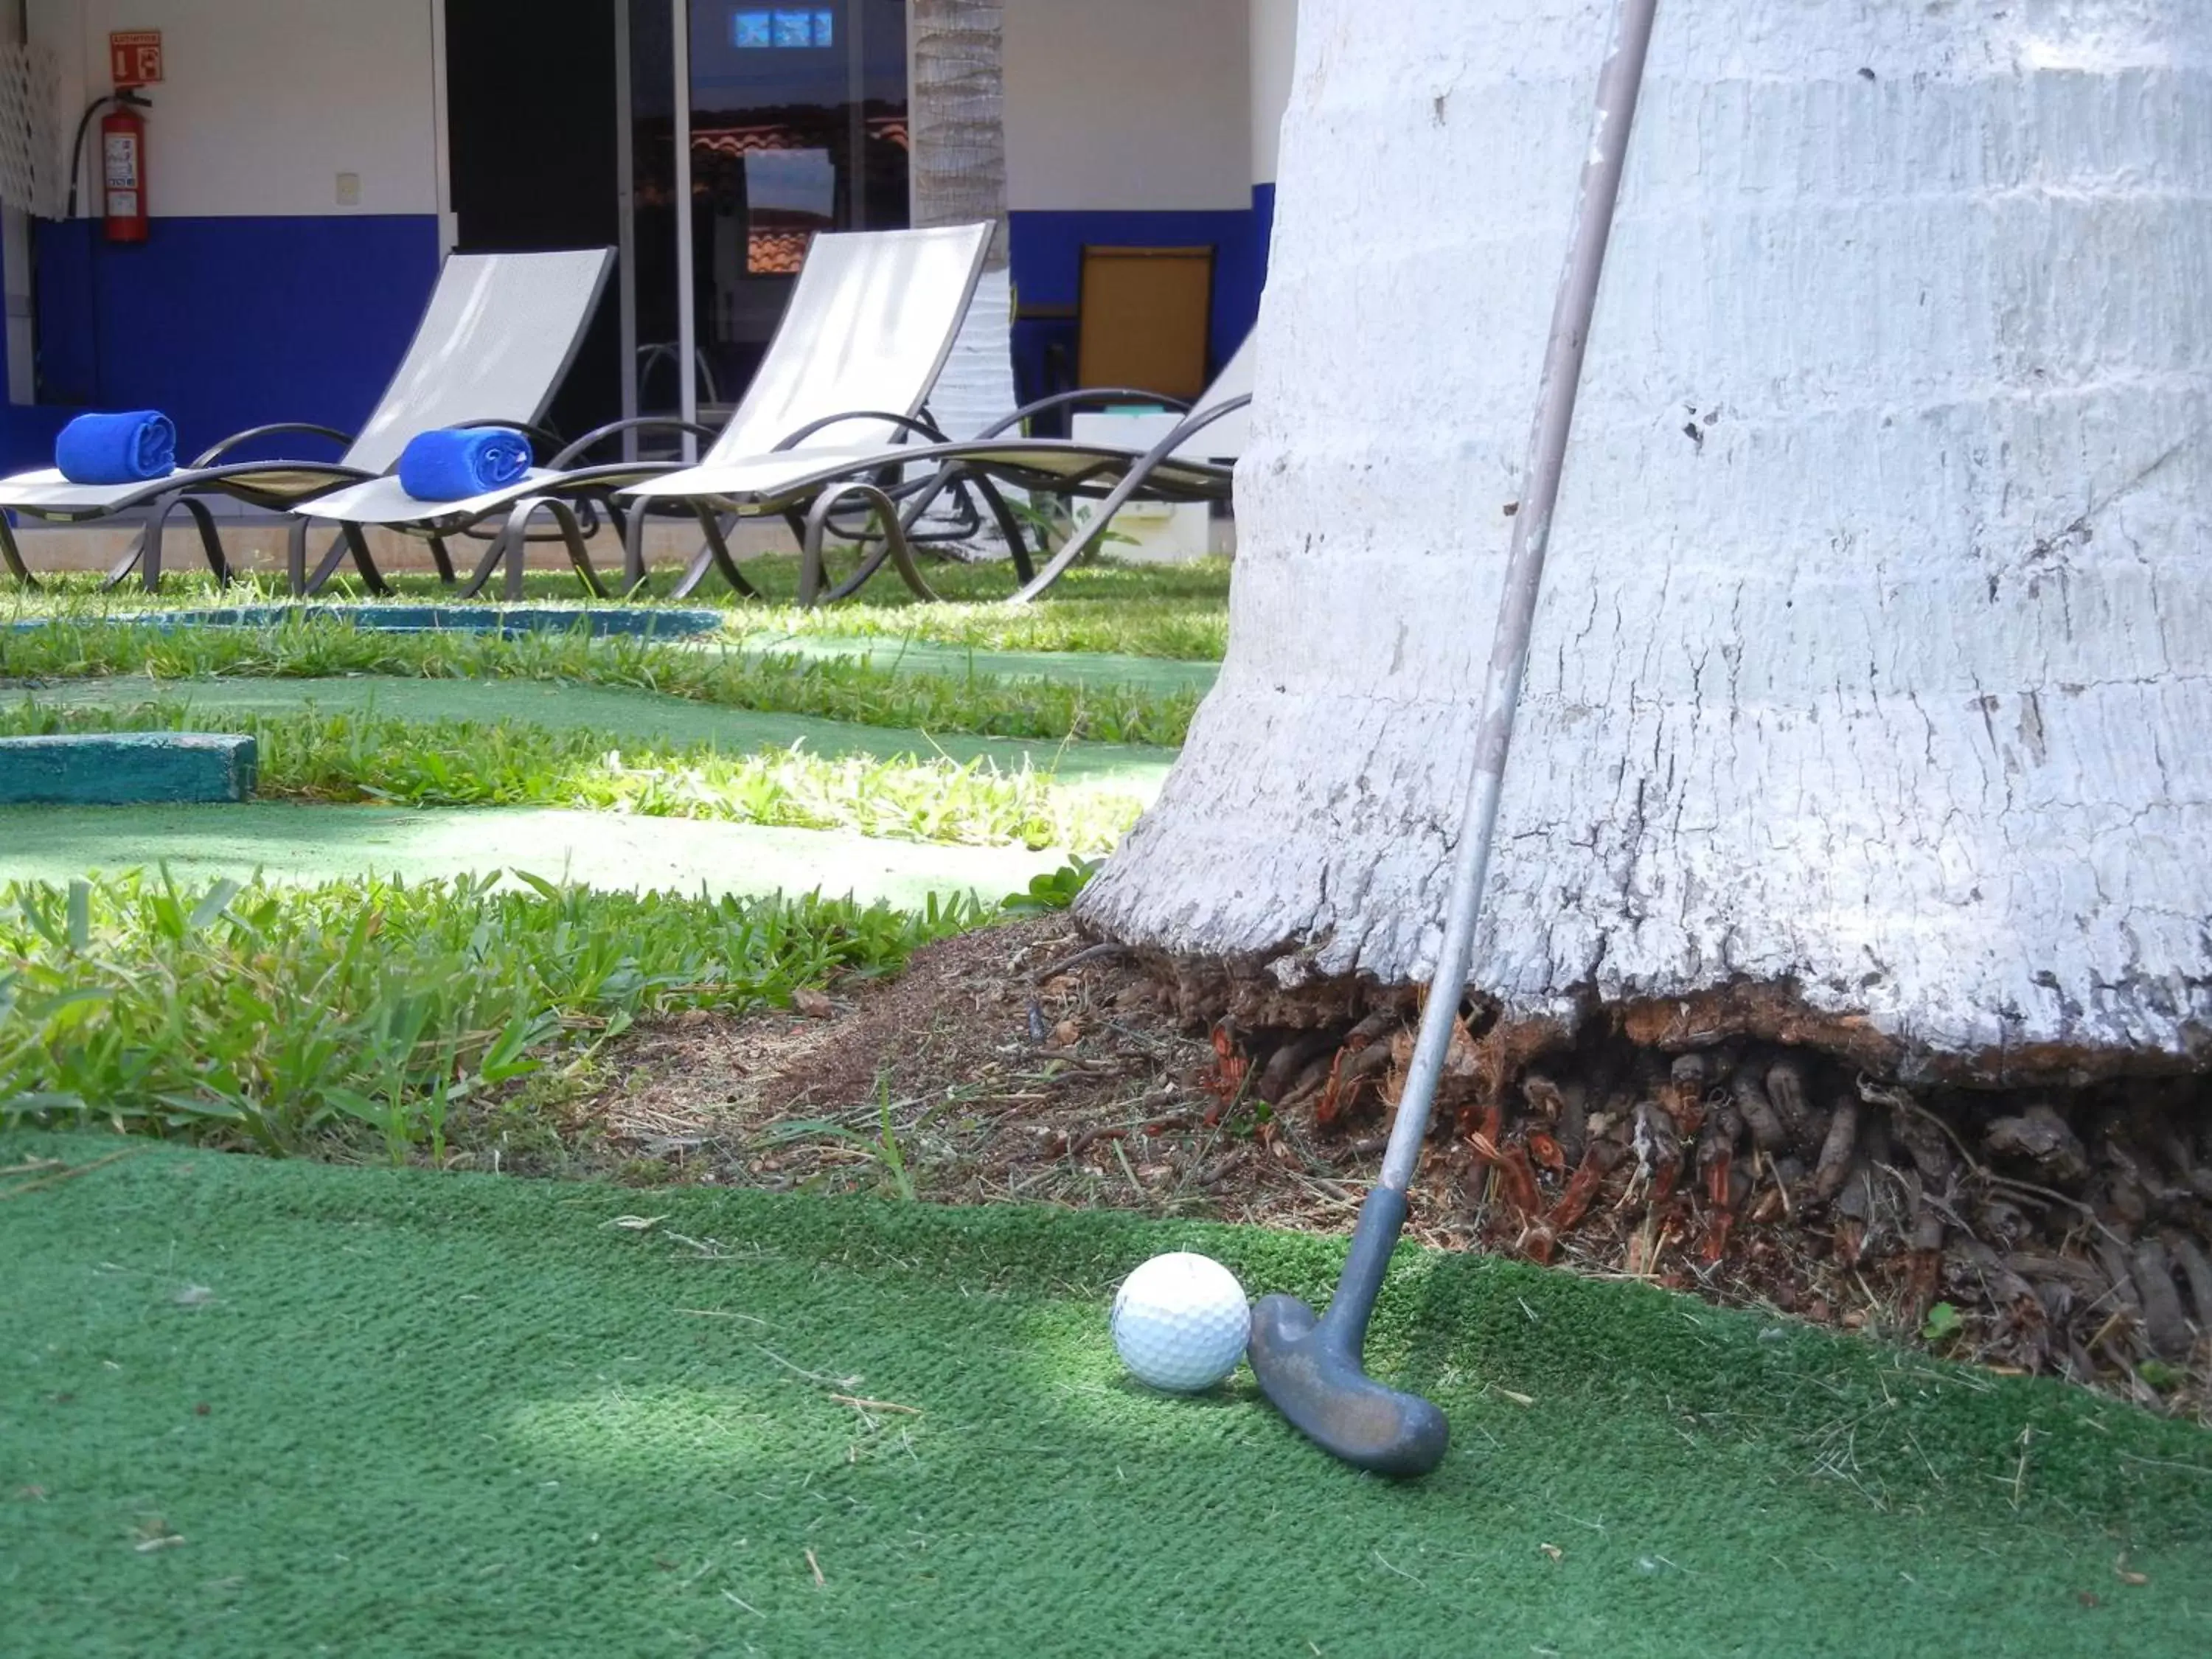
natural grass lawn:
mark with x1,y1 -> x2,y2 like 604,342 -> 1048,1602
0,616 -> 1201,748
1,554 -> 1233,661
3,1135 -> 2207,1658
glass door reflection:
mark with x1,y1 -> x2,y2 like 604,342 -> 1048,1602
627,0 -> 909,438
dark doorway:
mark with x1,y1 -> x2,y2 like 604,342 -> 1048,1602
444,0 -> 622,445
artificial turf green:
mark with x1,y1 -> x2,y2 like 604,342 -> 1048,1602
3,1135 -> 2207,1658
0,804 -> 1063,907
16,675 -> 1178,797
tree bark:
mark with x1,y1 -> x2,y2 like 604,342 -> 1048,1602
1082,0 -> 2212,1084
908,0 -> 1016,459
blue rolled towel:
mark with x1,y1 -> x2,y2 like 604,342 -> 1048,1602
397,427 -> 534,501
55,410 -> 177,485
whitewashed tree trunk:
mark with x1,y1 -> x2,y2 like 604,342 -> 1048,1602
909,0 -> 1018,526
1083,0 -> 2212,1083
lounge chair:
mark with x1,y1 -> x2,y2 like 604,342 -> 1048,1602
288,223 -> 1004,602
0,248 -> 614,592
618,336 -> 1253,605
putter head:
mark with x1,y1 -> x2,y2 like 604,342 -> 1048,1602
1248,1291 -> 1450,1478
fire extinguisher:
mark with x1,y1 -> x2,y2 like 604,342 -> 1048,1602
99,90 -> 152,245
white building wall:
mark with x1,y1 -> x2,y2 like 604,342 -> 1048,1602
30,0 -> 439,218
1004,0 -> 1249,212
1248,0 -> 1296,187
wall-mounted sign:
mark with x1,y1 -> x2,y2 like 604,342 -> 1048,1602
109,30 -> 164,88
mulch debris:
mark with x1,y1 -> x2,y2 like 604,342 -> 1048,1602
575,915 -> 2211,1422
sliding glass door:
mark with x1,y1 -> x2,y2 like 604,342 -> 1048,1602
625,1 -> 910,436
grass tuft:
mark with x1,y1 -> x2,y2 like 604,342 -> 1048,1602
0,613 -> 1201,747
0,701 -> 1142,852
0,871 -> 983,1159
1,553 -> 1232,661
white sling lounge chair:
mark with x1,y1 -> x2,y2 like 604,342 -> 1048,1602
288,223 -> 998,601
618,335 -> 1253,605
0,248 -> 613,592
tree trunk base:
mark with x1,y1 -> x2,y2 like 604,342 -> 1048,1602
1122,941 -> 2212,1092
1117,942 -> 2211,1405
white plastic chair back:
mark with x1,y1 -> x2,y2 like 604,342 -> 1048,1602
345,248 -> 615,474
703,224 -> 992,465
1171,333 -> 1256,462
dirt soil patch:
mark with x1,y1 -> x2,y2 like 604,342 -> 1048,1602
574,915 -> 2212,1423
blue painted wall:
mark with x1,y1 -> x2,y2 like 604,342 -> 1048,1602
1007,189 -> 1273,408
21,215 -> 441,473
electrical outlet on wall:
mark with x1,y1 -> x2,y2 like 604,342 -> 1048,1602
335,173 -> 361,207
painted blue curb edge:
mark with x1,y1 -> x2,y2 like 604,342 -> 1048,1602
6,606 -> 724,640
0,732 -> 257,804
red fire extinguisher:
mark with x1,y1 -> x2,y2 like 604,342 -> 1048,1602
100,90 -> 151,245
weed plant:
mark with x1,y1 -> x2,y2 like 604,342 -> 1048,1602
0,871 -> 981,1158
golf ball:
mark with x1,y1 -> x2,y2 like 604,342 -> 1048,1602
1110,1251 -> 1251,1392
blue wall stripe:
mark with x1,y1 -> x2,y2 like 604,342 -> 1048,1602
1007,198 -> 1273,403
24,215 -> 441,473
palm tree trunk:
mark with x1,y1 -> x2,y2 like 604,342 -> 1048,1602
910,0 -> 1006,267
1083,0 -> 2212,1085
909,0 -> 1016,484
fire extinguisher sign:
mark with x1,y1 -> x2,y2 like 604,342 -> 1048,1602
108,30 -> 163,88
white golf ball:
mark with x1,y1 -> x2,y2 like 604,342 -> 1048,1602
1110,1251 -> 1251,1392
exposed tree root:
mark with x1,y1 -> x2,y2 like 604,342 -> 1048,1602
1161,961 -> 2212,1417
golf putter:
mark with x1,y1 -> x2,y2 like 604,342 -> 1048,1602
1247,0 -> 1661,1478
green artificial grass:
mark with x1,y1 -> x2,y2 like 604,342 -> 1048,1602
0,696 -> 1150,855
0,874 -> 990,1154
0,618 -> 1202,748
0,805 -> 1062,913
2,1136 -> 2207,1658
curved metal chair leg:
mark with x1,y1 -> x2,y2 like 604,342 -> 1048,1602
304,529 -> 349,593
0,511 -> 39,588
97,495 -> 227,591
457,510 -> 519,599
101,521 -> 155,590
619,504 -> 653,596
426,535 -> 458,585
669,504 -> 761,600
288,516 -> 311,594
596,498 -> 649,596
520,496 -> 608,601
1007,486 -> 1123,605
459,497 -> 611,601
671,540 -> 714,599
967,474 -> 1036,585
301,522 -> 391,597
886,465 -> 1034,587
888,466 -> 1035,588
802,482 -> 936,606
161,495 -> 231,587
1007,445 -> 1212,607
343,524 -> 392,596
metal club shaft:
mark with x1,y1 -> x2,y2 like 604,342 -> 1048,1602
1378,0 -> 1660,1200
